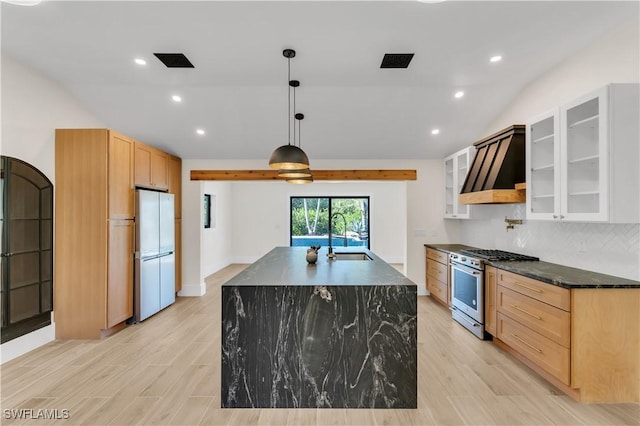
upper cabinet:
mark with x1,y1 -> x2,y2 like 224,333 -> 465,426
526,84 -> 639,223
444,146 -> 473,219
134,141 -> 169,190
168,155 -> 182,219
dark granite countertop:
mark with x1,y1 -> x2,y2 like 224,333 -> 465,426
223,246 -> 416,287
424,243 -> 480,254
486,260 -> 640,289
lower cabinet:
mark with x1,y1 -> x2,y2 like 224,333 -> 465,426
491,268 -> 639,403
426,248 -> 449,306
484,265 -> 497,336
107,220 -> 134,327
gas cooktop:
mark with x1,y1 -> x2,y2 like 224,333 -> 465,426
459,249 -> 539,262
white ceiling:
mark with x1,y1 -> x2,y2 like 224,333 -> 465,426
2,1 -> 637,161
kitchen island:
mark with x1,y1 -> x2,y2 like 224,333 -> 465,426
221,247 -> 417,409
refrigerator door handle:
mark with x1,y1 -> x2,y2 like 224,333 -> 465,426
158,251 -> 174,257
141,254 -> 161,262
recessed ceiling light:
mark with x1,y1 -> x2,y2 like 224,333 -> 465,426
172,95 -> 182,103
490,55 -> 503,63
431,129 -> 440,135
454,91 -> 465,99
134,58 -> 147,66
196,129 -> 205,136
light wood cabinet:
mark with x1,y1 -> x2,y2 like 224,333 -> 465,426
526,83 -> 639,223
175,218 -> 182,292
494,267 -> 639,403
134,141 -> 169,190
484,265 -> 497,336
426,247 -> 449,306
169,155 -> 182,219
55,129 -> 135,339
444,146 -> 473,219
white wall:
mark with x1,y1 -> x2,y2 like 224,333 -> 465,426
1,55 -> 104,363
459,18 -> 640,280
180,158 -> 454,295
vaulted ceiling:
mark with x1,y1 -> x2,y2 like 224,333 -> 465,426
2,1 -> 637,160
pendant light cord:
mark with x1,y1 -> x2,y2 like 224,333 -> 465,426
293,82 -> 297,147
287,57 -> 291,146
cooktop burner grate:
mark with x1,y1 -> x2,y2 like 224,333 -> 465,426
459,249 -> 539,262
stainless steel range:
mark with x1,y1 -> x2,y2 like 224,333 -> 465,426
449,249 -> 539,339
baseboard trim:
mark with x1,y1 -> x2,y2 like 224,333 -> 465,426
178,282 -> 206,297
0,323 -> 55,364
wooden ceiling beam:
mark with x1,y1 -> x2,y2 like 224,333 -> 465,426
190,169 -> 417,181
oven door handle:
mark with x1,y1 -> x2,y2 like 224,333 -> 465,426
451,262 -> 482,275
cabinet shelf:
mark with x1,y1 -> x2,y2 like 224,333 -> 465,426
568,155 -> 599,165
568,114 -> 598,128
532,194 -> 555,199
532,164 -> 554,172
532,134 -> 554,144
568,190 -> 599,196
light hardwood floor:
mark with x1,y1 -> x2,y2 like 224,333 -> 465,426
1,264 -> 638,425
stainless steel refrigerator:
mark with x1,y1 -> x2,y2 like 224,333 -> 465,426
134,189 -> 175,322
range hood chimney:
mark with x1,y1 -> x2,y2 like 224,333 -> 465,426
459,125 -> 526,204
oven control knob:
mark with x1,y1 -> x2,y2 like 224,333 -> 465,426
451,254 -> 458,259
472,260 -> 479,266
461,257 -> 467,261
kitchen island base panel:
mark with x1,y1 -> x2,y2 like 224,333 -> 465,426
222,284 -> 417,408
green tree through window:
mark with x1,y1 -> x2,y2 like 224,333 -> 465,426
290,197 -> 369,248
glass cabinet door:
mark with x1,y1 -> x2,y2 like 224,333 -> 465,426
444,156 -> 455,216
560,86 -> 608,221
526,109 -> 560,220
455,148 -> 470,218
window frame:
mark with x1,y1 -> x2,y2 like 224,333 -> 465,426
289,196 -> 370,249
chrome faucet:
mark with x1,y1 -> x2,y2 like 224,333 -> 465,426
327,212 -> 347,259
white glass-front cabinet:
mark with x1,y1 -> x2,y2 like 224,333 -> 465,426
526,84 -> 639,223
444,146 -> 472,219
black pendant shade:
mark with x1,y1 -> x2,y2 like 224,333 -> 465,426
278,168 -> 312,178
286,175 -> 314,184
269,145 -> 309,170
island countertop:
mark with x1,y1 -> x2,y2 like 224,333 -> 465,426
222,246 -> 416,287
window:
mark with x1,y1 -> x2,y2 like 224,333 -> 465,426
290,197 -> 370,249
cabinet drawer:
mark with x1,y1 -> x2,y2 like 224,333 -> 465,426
497,285 -> 570,347
497,269 -> 570,311
426,248 -> 448,264
427,258 -> 448,283
497,312 -> 570,385
427,275 -> 447,305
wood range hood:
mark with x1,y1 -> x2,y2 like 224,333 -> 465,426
459,125 -> 526,205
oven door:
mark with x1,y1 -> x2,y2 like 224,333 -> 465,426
450,261 -> 484,324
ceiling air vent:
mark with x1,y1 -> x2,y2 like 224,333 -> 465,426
380,53 -> 414,69
153,53 -> 194,68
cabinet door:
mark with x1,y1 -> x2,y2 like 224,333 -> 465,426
526,108 -> 560,220
151,150 -> 169,190
107,219 -> 134,327
560,86 -> 608,222
444,155 -> 455,217
169,156 -> 182,219
175,218 -> 182,292
454,148 -> 471,218
108,132 -> 134,219
134,142 -> 153,188
484,265 -> 497,336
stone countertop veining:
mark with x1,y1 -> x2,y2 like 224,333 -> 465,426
486,259 -> 640,289
424,243 -> 480,254
223,246 -> 416,287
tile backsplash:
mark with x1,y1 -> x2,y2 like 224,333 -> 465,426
458,204 -> 640,281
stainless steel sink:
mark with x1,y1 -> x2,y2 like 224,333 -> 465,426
333,252 -> 372,261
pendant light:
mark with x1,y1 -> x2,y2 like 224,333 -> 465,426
269,49 -> 310,170
284,113 -> 313,183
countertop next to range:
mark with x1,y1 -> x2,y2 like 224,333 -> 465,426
425,243 -> 640,289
